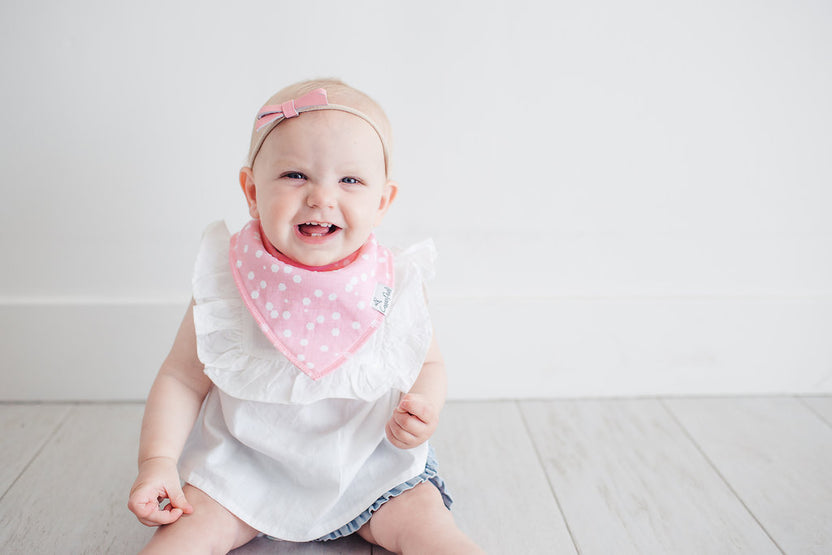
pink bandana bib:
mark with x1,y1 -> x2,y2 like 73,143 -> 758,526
229,220 -> 394,381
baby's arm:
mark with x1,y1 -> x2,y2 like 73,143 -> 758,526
128,300 -> 213,526
385,333 -> 447,450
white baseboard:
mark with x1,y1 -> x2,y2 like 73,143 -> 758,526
2,297 -> 830,401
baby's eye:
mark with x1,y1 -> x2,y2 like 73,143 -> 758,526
341,177 -> 362,185
282,171 -> 306,180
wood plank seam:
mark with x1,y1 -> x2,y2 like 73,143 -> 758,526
797,397 -> 832,429
658,399 -> 786,555
515,400 -> 581,554
0,405 -> 75,503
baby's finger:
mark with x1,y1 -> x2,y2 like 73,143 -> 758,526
386,420 -> 411,443
128,490 -> 159,519
128,498 -> 152,521
386,420 -> 416,448
398,395 -> 433,423
393,410 -> 426,436
141,507 -> 184,527
130,497 -> 180,527
168,488 -> 194,515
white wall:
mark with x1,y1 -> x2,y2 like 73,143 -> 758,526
1,1 -> 830,400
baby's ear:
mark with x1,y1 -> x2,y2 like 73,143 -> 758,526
239,168 -> 259,219
374,180 -> 398,226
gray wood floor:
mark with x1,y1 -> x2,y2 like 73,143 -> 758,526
1,397 -> 830,554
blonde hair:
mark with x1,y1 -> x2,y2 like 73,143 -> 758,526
246,78 -> 393,175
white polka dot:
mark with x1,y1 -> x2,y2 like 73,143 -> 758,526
271,264 -> 280,272
320,345 -> 329,352
256,250 -> 264,258
278,283 -> 287,291
302,297 -> 311,306
332,328 -> 340,336
266,302 -> 274,310
357,301 -> 366,310
307,362 -> 314,369
350,277 -> 359,285
314,289 -> 323,297
283,329 -> 292,338
329,293 -> 337,301
282,311 -> 291,320
283,266 -> 293,273
293,275 -> 302,283
300,339 -> 309,346
251,290 -> 259,299
361,254 -> 370,260
352,322 -> 361,330
298,354 -> 305,361
247,271 -> 255,280
345,284 -> 353,292
332,312 -> 341,320
243,245 -> 249,253
236,260 -> 242,268
306,322 -> 315,330
361,273 -> 368,281
270,310 -> 279,318
260,281 -> 267,289
379,257 -> 387,263
316,315 -> 325,324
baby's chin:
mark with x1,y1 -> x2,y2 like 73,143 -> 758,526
282,244 -> 361,270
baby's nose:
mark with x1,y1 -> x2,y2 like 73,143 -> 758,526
306,184 -> 336,208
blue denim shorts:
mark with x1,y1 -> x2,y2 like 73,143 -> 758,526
316,444 -> 454,541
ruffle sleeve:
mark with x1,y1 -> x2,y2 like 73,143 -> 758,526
191,221 -> 435,405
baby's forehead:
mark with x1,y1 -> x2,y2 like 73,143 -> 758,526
268,110 -> 383,147
256,112 -> 387,168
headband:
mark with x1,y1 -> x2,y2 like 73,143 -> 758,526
247,88 -> 390,172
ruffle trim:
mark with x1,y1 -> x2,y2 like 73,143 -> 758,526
192,221 -> 435,404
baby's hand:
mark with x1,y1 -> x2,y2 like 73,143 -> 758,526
127,456 -> 193,526
386,393 -> 439,450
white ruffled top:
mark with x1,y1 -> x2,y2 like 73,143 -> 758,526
178,221 -> 436,541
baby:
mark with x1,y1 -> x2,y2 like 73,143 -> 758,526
128,79 -> 483,554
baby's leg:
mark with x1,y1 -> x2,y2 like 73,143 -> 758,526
357,482 -> 483,554
140,484 -> 259,555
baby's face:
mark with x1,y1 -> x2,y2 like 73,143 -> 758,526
241,110 -> 396,267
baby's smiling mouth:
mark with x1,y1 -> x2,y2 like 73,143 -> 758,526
297,222 -> 340,237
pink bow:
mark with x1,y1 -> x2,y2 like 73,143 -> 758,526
255,88 -> 329,131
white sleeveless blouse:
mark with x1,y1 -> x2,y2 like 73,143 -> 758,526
178,221 -> 435,541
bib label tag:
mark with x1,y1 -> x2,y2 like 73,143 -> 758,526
372,283 -> 393,315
